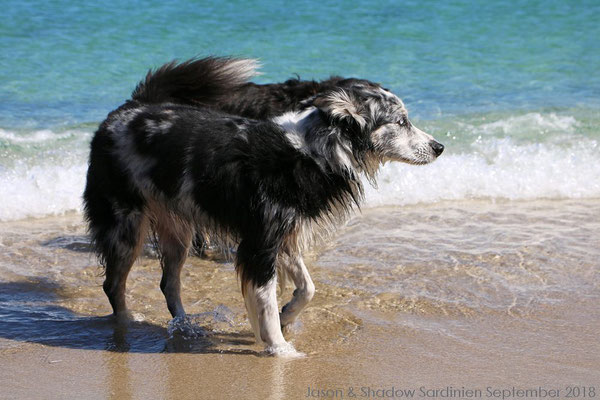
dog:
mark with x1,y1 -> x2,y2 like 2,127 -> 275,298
130,57 -> 414,257
83,56 -> 444,355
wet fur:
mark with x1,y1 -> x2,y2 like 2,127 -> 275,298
129,58 -> 412,255
84,56 -> 443,354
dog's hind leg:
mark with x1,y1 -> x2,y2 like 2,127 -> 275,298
99,212 -> 148,322
84,129 -> 149,322
279,255 -> 315,328
155,218 -> 193,318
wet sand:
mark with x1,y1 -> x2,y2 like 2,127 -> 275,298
1,199 -> 599,399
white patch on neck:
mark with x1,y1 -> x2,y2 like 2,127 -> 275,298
272,107 -> 317,152
273,107 -> 356,174
272,107 -> 316,150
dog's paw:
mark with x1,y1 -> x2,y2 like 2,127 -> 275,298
262,342 -> 305,358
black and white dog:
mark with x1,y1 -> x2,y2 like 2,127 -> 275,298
130,58 -> 356,255
84,57 -> 444,355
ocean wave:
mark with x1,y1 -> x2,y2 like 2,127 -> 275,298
0,115 -> 598,221
365,136 -> 600,206
474,112 -> 580,136
0,128 -> 85,144
0,160 -> 87,221
0,128 -> 90,221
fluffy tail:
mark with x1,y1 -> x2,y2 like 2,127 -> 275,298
131,56 -> 260,105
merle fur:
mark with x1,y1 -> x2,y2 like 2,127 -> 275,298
84,56 -> 442,324
130,57 -> 383,255
85,91 -> 369,291
130,56 -> 378,120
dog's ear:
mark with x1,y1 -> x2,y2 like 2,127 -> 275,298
312,89 -> 367,129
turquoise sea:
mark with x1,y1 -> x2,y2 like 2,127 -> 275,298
0,0 -> 599,218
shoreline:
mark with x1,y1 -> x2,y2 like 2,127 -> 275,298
1,198 -> 599,399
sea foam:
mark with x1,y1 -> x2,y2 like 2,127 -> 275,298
0,160 -> 87,221
0,128 -> 80,143
365,136 -> 600,206
0,129 -> 89,221
475,112 -> 580,135
0,113 -> 598,221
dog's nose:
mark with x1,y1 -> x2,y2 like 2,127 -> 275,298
430,141 -> 444,156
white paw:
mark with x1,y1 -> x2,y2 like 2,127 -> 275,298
263,342 -> 305,358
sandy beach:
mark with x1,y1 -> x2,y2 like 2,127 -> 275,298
1,199 -> 598,399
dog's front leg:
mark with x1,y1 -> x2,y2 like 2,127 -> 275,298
280,256 -> 315,328
244,278 -> 298,356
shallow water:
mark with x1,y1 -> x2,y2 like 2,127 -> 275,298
0,199 -> 598,398
1,110 -> 599,221
319,200 -> 600,315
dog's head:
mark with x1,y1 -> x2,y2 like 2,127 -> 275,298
311,79 -> 444,166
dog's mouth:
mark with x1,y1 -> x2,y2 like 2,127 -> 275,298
376,123 -> 445,166
404,159 -> 433,166
398,141 -> 444,165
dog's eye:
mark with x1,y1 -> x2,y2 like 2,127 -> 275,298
398,118 -> 407,126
